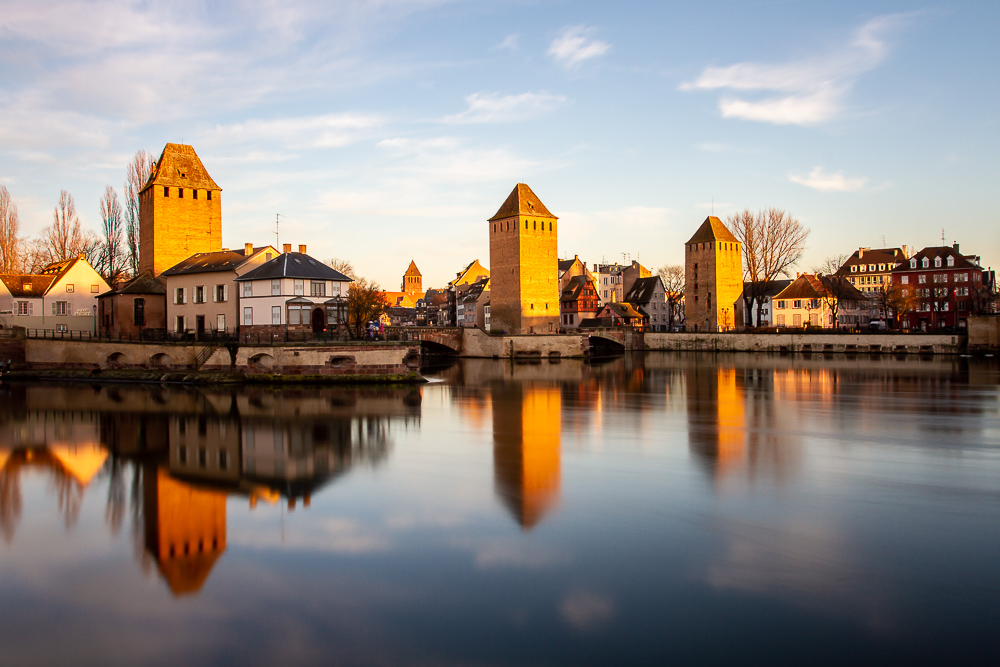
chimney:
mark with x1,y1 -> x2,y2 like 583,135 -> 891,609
298,244 -> 307,254
858,248 -> 864,259
902,244 -> 910,258
245,242 -> 254,255
283,243 -> 291,253
953,242 -> 960,252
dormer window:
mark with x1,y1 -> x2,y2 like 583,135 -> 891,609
860,265 -> 866,272
934,257 -> 942,268
910,258 -> 917,269
850,265 -> 857,272
947,256 -> 954,267
922,257 -> 929,268
878,264 -> 885,271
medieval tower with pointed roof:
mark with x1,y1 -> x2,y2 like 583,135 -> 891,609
488,184 -> 559,334
685,216 -> 744,332
402,260 -> 422,297
139,143 -> 223,276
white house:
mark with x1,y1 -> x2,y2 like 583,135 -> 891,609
0,255 -> 110,332
234,247 -> 353,335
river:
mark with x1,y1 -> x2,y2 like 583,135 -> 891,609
1,352 -> 998,665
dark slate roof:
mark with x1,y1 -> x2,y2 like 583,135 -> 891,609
0,274 -> 55,298
835,248 -> 907,276
561,274 -> 594,300
741,279 -> 792,300
624,276 -> 662,304
101,271 -> 166,297
686,216 -> 739,244
603,302 -> 644,319
489,183 -> 556,221
774,274 -> 864,301
140,143 -> 220,194
160,250 -> 252,276
236,253 -> 354,282
891,245 -> 983,272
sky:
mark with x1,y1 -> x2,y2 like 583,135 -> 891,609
1,0 -> 998,289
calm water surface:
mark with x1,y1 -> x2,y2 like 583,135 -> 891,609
1,353 -> 999,666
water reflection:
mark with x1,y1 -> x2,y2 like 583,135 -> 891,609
0,383 -> 421,596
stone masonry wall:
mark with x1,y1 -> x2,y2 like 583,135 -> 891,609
140,183 -> 222,276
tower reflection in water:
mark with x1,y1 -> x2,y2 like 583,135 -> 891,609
492,383 -> 562,530
0,384 -> 420,596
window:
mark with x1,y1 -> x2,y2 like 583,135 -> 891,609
947,256 -> 955,267
956,273 -> 968,282
869,265 -> 875,272
164,186 -> 169,197
934,257 -> 942,268
16,301 -> 30,315
777,314 -> 785,326
310,281 -> 325,297
793,314 -> 801,326
271,279 -> 281,296
879,264 -> 885,271
175,287 -> 185,304
288,305 -> 304,325
243,282 -> 252,297
52,301 -> 67,316
922,257 -> 930,268
216,284 -> 226,302
933,274 -> 946,283
56,323 -> 68,333
271,306 -> 281,325
175,316 -> 185,332
244,307 -> 253,325
860,265 -> 866,272
65,284 -> 74,293
777,301 -> 785,309
793,300 -> 802,308
294,279 -> 303,295
192,189 -> 198,200
91,285 -> 99,293
851,265 -> 857,272
918,275 -> 927,284
207,191 -> 212,201
901,276 -> 909,284
549,222 -> 552,231
910,258 -> 917,269
195,285 -> 205,303
134,298 -> 145,326
178,188 -> 184,198
216,314 -> 225,331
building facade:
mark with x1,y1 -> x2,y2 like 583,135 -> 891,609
559,275 -> 601,330
624,276 -> 668,331
684,217 -> 744,332
162,243 -> 278,335
235,249 -> 353,336
772,273 -> 865,328
891,244 -> 988,330
97,272 -> 167,336
488,184 -> 559,334
139,143 -> 223,277
0,255 -> 110,332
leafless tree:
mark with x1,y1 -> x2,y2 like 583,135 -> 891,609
0,185 -> 22,273
38,190 -> 100,267
656,264 -> 684,327
346,277 -> 387,339
124,149 -> 155,276
970,275 -> 998,315
99,186 -> 126,283
328,257 -> 357,279
816,273 -> 861,329
728,208 -> 810,328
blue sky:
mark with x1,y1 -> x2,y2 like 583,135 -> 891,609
1,0 -> 998,289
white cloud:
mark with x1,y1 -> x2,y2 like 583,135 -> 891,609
681,14 -> 912,125
548,26 -> 611,68
442,92 -> 566,124
377,136 -> 544,184
210,113 -> 384,149
496,33 -> 519,51
789,166 -> 868,192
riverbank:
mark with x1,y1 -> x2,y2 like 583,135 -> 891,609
1,368 -> 426,385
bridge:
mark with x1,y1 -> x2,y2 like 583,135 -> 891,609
384,326 -> 641,357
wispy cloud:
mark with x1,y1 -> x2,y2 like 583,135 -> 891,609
548,26 -> 611,68
377,136 -> 543,184
210,113 -> 384,149
681,14 -> 912,125
442,92 -> 566,124
789,166 -> 868,192
496,33 -> 519,51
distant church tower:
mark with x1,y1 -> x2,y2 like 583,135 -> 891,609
139,143 -> 222,276
402,260 -> 422,296
488,184 -> 559,334
685,216 -> 744,332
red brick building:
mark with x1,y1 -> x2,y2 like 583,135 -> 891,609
559,275 -> 600,330
891,244 -> 987,330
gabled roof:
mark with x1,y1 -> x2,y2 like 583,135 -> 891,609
489,183 -> 556,221
404,260 -> 421,277
161,250 -> 250,276
774,274 -> 864,301
236,253 -> 354,282
101,271 -> 166,297
741,279 -> 792,300
449,259 -> 490,287
0,274 -> 55,298
561,274 -> 596,300
891,245 -> 983,272
140,143 -> 220,194
602,302 -> 644,319
624,276 -> 663,304
557,258 -> 576,273
686,216 -> 739,244
835,248 -> 907,276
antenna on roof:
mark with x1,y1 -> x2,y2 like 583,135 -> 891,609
942,228 -> 946,244
275,213 -> 283,249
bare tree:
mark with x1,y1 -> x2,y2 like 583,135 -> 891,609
0,185 -> 21,273
816,273 -> 862,329
656,264 -> 684,327
728,208 -> 810,328
124,149 -> 155,276
99,186 -> 126,283
346,277 -> 387,339
38,190 -> 100,267
328,257 -> 357,279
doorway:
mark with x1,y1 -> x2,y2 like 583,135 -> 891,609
311,308 -> 324,333
195,315 -> 205,337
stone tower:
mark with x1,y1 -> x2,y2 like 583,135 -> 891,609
488,184 -> 559,334
139,143 -> 222,276
402,260 -> 422,297
684,216 -> 744,332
